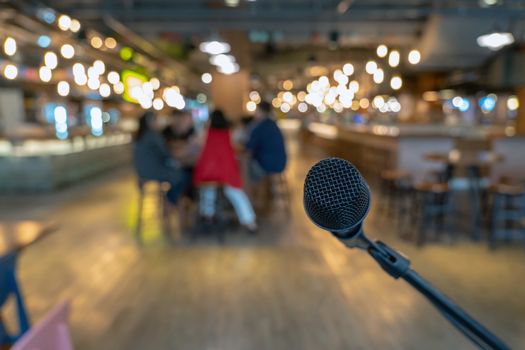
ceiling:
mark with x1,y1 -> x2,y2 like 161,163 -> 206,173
40,0 -> 525,74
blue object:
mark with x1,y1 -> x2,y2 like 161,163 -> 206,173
458,99 -> 470,112
479,95 -> 496,112
37,35 -> 51,48
0,253 -> 30,345
246,118 -> 287,173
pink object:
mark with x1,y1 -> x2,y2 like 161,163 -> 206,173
12,301 -> 74,350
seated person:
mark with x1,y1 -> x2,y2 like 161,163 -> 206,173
163,110 -> 202,199
193,110 -> 257,233
246,101 -> 287,182
133,112 -> 189,205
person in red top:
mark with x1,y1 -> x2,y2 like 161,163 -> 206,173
193,110 -> 257,232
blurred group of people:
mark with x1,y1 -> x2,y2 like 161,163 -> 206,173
132,101 -> 287,234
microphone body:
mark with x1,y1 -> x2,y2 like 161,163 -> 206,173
304,158 -> 510,350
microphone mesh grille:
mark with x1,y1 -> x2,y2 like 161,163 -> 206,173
303,158 -> 370,232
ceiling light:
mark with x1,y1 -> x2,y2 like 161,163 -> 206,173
3,37 -> 17,56
249,91 -> 260,102
408,49 -> 421,64
88,77 -> 100,90
280,102 -> 291,113
113,82 -> 124,94
388,50 -> 400,67
200,41 -> 231,55
60,44 -> 75,59
373,68 -> 384,84
90,36 -> 103,49
72,62 -> 85,76
298,102 -> 308,113
218,62 -> 239,75
99,83 -> 111,98
210,54 -> 235,66
39,66 -> 52,82
477,31 -> 514,50
44,51 -> 58,69
107,71 -> 120,84
376,44 -> 388,58
343,63 -> 354,76
153,98 -> 164,110
246,101 -> 257,112
359,98 -> 369,109
105,37 -> 117,49
150,78 -> 160,90
70,19 -> 81,32
57,15 -> 71,31
74,74 -> 87,86
37,35 -> 52,48
57,81 -> 70,96
3,64 -> 18,80
390,76 -> 402,90
373,96 -> 385,108
349,80 -> 359,93
93,60 -> 105,74
225,0 -> 240,7
201,72 -> 213,84
365,61 -> 377,74
507,96 -> 519,111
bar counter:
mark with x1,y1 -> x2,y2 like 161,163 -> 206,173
302,122 -> 525,183
0,133 -> 131,192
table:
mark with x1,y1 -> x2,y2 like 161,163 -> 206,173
0,221 -> 57,346
424,151 -> 503,239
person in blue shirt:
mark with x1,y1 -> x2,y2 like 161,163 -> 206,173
246,101 -> 287,182
133,112 -> 189,204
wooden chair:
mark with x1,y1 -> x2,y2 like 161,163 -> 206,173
11,301 -> 73,350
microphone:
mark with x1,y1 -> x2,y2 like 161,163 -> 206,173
304,158 -> 509,350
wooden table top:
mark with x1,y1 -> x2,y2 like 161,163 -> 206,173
424,150 -> 503,167
0,221 -> 58,257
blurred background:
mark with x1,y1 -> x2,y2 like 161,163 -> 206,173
0,0 -> 525,349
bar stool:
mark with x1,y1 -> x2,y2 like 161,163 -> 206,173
269,173 -> 291,212
414,182 -> 454,246
256,172 -> 291,213
135,178 -> 173,245
488,183 -> 525,249
194,182 -> 230,243
379,170 -> 412,222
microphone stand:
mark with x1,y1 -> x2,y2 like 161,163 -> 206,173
337,230 -> 510,350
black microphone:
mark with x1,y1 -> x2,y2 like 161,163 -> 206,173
303,157 -> 509,350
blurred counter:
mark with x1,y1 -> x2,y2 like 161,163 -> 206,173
303,122 -> 525,183
0,133 -> 132,192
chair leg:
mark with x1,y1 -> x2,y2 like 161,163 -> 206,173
161,197 -> 173,244
489,194 -> 502,250
417,193 -> 430,247
280,174 -> 291,213
135,190 -> 144,244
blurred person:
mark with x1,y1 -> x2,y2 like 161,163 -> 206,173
133,112 -> 189,205
232,115 -> 255,147
163,110 -> 202,198
162,109 -> 196,143
193,110 -> 257,232
246,101 -> 287,183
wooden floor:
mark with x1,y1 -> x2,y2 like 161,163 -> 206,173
1,135 -> 525,349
